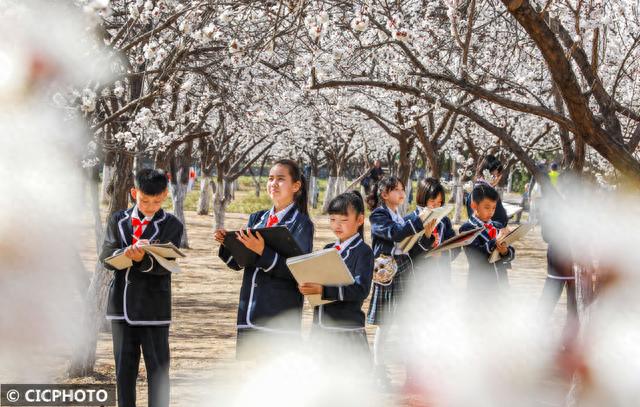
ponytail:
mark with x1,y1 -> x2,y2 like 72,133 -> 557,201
274,158 -> 309,215
297,173 -> 309,215
366,176 -> 403,211
351,190 -> 365,238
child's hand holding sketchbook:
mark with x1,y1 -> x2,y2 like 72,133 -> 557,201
488,223 -> 534,263
424,226 -> 484,257
105,242 -> 186,273
286,249 -> 354,307
398,205 -> 454,253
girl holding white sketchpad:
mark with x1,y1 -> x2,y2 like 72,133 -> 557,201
291,191 -> 374,365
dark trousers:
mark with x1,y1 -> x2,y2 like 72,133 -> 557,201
111,321 -> 170,407
539,277 -> 577,319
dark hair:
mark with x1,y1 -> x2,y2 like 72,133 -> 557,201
273,158 -> 308,215
366,176 -> 404,211
328,190 -> 366,238
471,183 -> 499,204
480,154 -> 504,174
550,162 -> 559,171
134,168 -> 168,196
416,177 -> 446,207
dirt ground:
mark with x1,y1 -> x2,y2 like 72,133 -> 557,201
70,208 -> 569,406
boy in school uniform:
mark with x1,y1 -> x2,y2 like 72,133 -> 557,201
99,169 -> 184,407
459,183 -> 515,294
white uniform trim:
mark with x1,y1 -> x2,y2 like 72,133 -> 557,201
260,206 -> 299,273
263,252 -> 279,272
240,269 -> 299,333
335,234 -> 360,254
117,210 -> 132,247
341,237 -> 363,262
547,274 -> 575,280
123,268 -> 171,326
140,256 -> 154,273
317,304 -> 366,332
240,205 -> 303,333
470,215 -> 495,254
148,209 -> 166,242
118,209 -> 171,325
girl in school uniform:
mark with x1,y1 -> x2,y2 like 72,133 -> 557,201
214,159 -> 314,359
298,191 -> 374,366
366,176 -> 431,387
409,177 -> 458,285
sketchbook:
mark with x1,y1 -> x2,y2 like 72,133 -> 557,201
488,223 -> 535,263
424,226 -> 484,258
503,202 -> 524,219
286,248 -> 355,307
105,242 -> 186,273
398,205 -> 454,253
223,226 -> 304,268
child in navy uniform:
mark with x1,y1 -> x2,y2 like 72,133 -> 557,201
100,169 -> 184,407
409,177 -> 458,284
298,191 -> 374,365
365,176 -> 428,387
459,184 -> 515,294
215,159 -> 314,359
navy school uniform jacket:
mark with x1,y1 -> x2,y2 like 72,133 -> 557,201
100,207 -> 184,325
369,205 -> 425,258
313,236 -> 374,329
459,215 -> 515,291
218,206 -> 314,331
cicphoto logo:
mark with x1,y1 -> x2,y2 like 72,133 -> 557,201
1,384 -> 115,406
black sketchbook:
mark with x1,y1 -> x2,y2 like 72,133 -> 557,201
222,226 -> 304,268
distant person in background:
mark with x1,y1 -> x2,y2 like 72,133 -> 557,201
465,155 -> 508,226
361,160 -> 384,195
187,167 -> 196,192
548,162 -> 560,187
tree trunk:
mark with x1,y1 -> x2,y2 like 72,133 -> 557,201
572,137 -> 586,172
170,167 -> 189,248
107,152 -> 134,216
507,170 -> 514,193
68,154 -> 131,377
248,167 -> 263,198
397,136 -> 412,188
400,177 -> 412,215
213,177 -> 233,229
100,151 -> 116,205
309,175 -> 319,209
322,175 -> 338,213
196,176 -> 213,215
100,164 -> 114,205
452,160 -> 464,224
